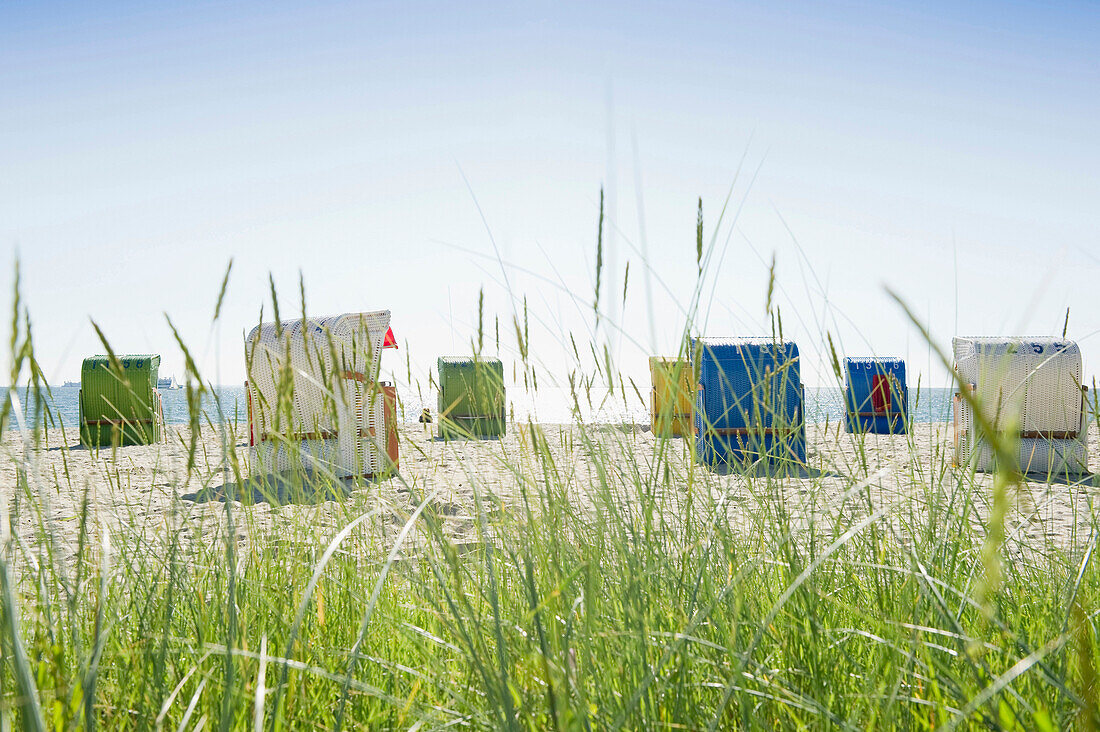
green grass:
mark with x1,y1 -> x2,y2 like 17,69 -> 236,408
1,213 -> 1099,730
3,417 -> 1098,730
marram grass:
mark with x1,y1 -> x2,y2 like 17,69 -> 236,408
1,238 -> 1099,732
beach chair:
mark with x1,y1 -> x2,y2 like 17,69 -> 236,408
844,357 -> 908,434
437,357 -> 506,439
79,354 -> 165,447
692,338 -> 806,467
649,356 -> 694,438
244,311 -> 399,479
953,337 -> 1088,475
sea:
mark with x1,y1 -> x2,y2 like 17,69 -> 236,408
2,384 -> 960,430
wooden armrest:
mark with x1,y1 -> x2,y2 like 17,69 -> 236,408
259,426 -> 389,443
1020,430 -> 1078,440
709,427 -> 795,436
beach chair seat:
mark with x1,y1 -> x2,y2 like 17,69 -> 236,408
437,357 -> 506,439
79,354 -> 165,447
649,356 -> 694,438
245,311 -> 398,479
953,337 -> 1088,475
844,357 -> 908,434
692,338 -> 806,467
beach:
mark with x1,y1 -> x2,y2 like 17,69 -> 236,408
5,421 -> 1097,576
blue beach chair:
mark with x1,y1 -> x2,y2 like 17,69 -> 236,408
843,357 -> 908,434
692,337 -> 806,468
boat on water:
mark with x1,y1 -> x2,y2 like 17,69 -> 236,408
62,380 -> 80,388
158,376 -> 181,390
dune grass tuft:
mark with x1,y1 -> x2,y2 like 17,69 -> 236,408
1,199 -> 1098,731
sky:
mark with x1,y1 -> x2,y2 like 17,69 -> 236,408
2,0 -> 1099,391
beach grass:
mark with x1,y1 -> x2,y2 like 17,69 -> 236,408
1,221 -> 1099,730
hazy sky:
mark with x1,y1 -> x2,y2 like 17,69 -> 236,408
3,1 -> 1099,389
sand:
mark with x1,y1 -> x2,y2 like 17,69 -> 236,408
2,422 -> 1097,573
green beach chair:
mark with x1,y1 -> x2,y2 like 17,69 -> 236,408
79,354 -> 165,447
437,356 -> 506,439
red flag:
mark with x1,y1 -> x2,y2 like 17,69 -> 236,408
383,326 -> 398,349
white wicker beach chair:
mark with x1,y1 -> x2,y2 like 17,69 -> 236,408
244,311 -> 394,478
953,337 -> 1089,475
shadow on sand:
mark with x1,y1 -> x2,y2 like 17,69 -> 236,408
48,443 -> 86,452
1021,471 -> 1099,488
183,470 -> 359,506
431,435 -> 503,443
703,462 -> 843,480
